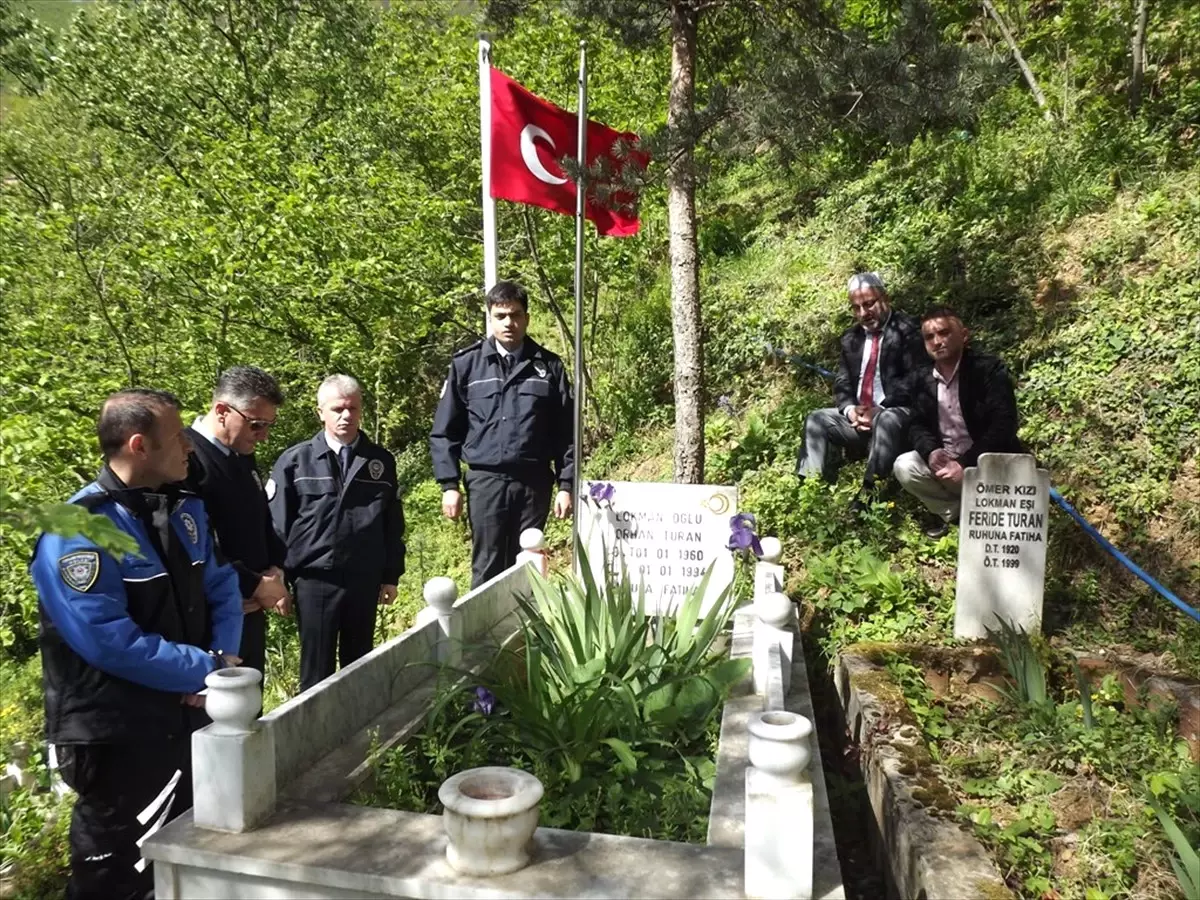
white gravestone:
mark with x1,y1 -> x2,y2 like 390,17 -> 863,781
582,480 -> 737,617
955,453 -> 1051,639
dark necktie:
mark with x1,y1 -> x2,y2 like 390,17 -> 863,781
338,444 -> 353,480
860,332 -> 881,407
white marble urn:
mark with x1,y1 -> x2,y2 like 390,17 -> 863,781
439,766 -> 544,876
204,666 -> 262,735
747,710 -> 813,782
755,591 -> 795,629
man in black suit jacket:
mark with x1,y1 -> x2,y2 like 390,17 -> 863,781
797,272 -> 925,504
894,307 -> 1024,537
183,366 -> 290,679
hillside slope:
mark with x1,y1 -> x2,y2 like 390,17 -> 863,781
598,100 -> 1200,674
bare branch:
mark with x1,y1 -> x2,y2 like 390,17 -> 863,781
982,0 -> 1053,123
520,208 -> 602,424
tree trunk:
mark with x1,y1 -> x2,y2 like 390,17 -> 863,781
1129,0 -> 1149,114
982,0 -> 1054,123
667,0 -> 704,483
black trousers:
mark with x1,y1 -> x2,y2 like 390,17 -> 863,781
239,607 -> 267,676
464,468 -> 553,588
57,739 -> 193,900
294,573 -> 379,692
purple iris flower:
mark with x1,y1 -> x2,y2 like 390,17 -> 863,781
588,481 -> 616,504
472,686 -> 496,716
727,513 -> 763,558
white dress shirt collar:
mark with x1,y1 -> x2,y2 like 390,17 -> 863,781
192,416 -> 232,456
323,431 -> 361,454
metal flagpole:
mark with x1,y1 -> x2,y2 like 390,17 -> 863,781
479,36 -> 498,334
571,40 -> 588,556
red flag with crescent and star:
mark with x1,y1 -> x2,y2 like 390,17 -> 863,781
489,67 -> 647,237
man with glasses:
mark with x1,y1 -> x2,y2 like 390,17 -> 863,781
184,365 -> 290,682
796,272 -> 925,511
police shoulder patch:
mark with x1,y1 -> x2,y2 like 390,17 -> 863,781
534,361 -> 548,378
368,459 -> 385,481
59,550 -> 101,592
265,478 -> 277,501
179,512 -> 200,545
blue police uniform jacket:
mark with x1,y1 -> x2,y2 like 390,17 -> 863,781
429,337 -> 575,491
30,473 -> 243,744
266,432 -> 406,583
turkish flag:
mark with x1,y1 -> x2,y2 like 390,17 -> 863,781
490,67 -> 646,237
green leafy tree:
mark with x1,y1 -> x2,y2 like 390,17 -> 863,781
489,0 -> 993,483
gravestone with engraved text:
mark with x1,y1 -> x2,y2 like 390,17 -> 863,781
581,480 -> 737,617
955,453 -> 1051,639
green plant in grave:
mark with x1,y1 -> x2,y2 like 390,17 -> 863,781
439,544 -> 750,786
514,545 -> 748,773
985,617 -> 1049,707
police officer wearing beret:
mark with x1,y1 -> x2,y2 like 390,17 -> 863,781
30,389 -> 243,900
431,280 -> 575,587
267,375 -> 405,692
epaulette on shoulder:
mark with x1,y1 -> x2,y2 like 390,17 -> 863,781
453,340 -> 484,358
72,490 -> 111,511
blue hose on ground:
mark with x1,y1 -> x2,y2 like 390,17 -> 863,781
768,343 -> 1200,624
1048,488 -> 1200,624
764,344 -> 836,380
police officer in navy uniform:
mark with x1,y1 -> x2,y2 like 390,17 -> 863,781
183,366 -> 290,682
267,375 -> 405,692
430,280 -> 575,587
29,389 -> 243,900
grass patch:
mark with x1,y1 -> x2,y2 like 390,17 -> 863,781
880,648 -> 1197,900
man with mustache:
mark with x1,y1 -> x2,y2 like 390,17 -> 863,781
797,272 -> 925,510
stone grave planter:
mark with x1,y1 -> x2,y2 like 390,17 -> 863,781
835,641 -> 1200,899
204,666 -> 263,734
834,645 -> 1013,900
747,710 -> 812,783
439,766 -> 544,876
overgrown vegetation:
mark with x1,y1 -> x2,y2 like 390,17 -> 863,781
880,646 -> 1197,900
355,553 -> 748,842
